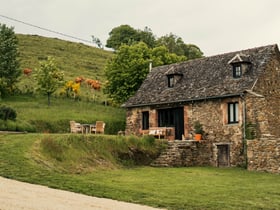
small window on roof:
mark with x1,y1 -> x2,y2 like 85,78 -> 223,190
167,75 -> 175,88
233,64 -> 242,78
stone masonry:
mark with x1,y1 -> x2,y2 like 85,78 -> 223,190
247,138 -> 280,174
151,140 -> 212,167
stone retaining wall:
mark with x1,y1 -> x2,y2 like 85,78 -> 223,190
247,138 -> 280,174
151,140 -> 212,167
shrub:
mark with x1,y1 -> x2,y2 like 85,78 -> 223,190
0,105 -> 17,121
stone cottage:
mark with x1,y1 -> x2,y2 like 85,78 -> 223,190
122,44 -> 280,173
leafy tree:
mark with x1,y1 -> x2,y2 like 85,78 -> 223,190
0,23 -> 21,97
156,33 -> 185,56
92,35 -> 103,49
34,57 -> 64,106
136,26 -> 156,48
105,42 -> 185,104
183,44 -> 204,60
156,33 -> 203,59
106,25 -> 138,50
106,25 -> 156,50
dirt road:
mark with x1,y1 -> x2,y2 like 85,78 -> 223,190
0,177 -> 164,210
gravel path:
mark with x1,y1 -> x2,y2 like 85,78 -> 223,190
0,177 -> 164,210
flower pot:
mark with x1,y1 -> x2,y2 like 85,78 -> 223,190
195,134 -> 202,141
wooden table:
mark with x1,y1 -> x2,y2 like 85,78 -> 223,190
81,124 -> 95,134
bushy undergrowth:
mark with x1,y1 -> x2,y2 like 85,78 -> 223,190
0,119 -> 35,132
0,105 -> 17,121
39,134 -> 166,173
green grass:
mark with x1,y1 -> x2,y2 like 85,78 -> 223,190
17,34 -> 112,82
0,134 -> 279,210
1,95 -> 125,133
16,34 -> 113,101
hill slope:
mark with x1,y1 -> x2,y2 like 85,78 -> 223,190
16,34 -> 113,82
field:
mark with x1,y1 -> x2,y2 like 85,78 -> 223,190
0,95 -> 126,134
0,134 -> 279,210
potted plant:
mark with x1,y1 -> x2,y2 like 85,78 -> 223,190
193,121 -> 204,141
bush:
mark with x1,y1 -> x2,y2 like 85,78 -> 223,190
0,105 -> 17,121
0,119 -> 35,132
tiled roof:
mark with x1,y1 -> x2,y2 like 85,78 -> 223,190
123,44 -> 278,107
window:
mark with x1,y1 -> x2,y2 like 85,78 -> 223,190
228,102 -> 239,123
142,111 -> 149,130
167,75 -> 174,87
233,65 -> 242,78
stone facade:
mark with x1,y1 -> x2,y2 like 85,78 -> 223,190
124,45 -> 280,173
247,138 -> 280,173
151,140 -> 212,167
125,96 -> 246,167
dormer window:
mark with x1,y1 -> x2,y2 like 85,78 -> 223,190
233,64 -> 242,78
167,75 -> 175,87
228,53 -> 251,79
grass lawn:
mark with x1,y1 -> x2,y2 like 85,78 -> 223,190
0,134 -> 279,210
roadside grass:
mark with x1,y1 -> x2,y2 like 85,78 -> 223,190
0,134 -> 279,210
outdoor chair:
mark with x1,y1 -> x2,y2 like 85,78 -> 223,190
69,120 -> 82,133
91,121 -> 105,134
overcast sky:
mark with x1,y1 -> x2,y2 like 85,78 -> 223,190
1,0 -> 280,56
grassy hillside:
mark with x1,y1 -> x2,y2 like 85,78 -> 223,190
1,95 -> 125,134
16,34 -> 113,101
17,34 -> 112,82
0,35 -> 123,133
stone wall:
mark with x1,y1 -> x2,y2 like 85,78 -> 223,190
151,140 -> 212,167
186,98 -> 245,167
252,52 -> 280,137
247,138 -> 280,174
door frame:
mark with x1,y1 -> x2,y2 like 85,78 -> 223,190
214,143 -> 231,167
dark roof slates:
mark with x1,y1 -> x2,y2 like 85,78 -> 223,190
123,44 -> 278,107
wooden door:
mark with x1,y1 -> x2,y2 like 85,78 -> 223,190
217,145 -> 230,167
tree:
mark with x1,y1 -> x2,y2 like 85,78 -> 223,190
136,26 -> 156,48
34,57 -> 64,106
106,25 -> 156,50
156,33 -> 203,59
182,44 -> 203,60
92,35 -> 103,49
106,25 -> 138,50
0,23 -> 21,97
104,42 -> 185,104
156,33 -> 185,56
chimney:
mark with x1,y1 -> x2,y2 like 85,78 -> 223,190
149,60 -> 153,72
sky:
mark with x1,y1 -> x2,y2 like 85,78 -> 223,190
0,0 -> 280,56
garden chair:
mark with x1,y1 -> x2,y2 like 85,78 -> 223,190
69,121 -> 82,133
91,121 -> 105,134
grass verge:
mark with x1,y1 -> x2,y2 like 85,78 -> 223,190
0,134 -> 279,210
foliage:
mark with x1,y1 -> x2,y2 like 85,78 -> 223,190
34,57 -> 64,106
193,120 -> 204,134
91,35 -> 103,49
0,105 -> 17,121
16,34 -> 113,101
0,135 -> 280,210
39,134 -> 163,170
156,33 -> 203,59
3,95 -> 125,134
0,119 -> 35,132
106,25 -> 203,59
62,80 -> 80,99
106,25 -> 156,50
105,42 -> 185,104
245,123 -> 257,140
0,23 -> 21,97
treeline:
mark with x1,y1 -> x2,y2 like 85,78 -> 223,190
101,25 -> 204,104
